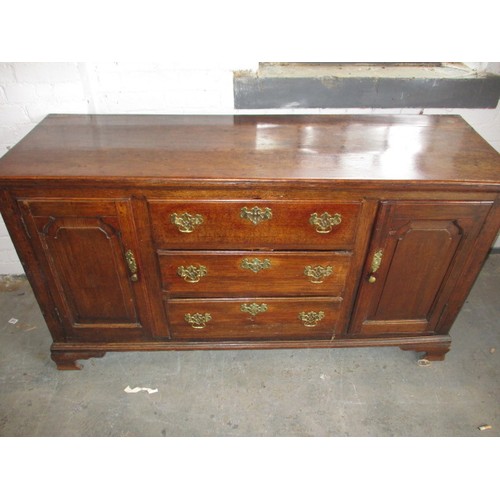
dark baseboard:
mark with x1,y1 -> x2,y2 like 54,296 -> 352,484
234,68 -> 500,109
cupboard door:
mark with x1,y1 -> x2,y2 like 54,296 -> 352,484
19,199 -> 152,342
350,201 -> 492,337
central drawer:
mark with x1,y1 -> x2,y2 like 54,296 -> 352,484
158,250 -> 352,297
166,297 -> 341,341
148,200 -> 361,249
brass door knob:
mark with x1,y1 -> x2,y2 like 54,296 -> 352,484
368,275 -> 377,284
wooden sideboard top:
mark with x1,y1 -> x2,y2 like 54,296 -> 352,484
0,114 -> 499,190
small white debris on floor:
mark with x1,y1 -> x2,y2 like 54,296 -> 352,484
124,386 -> 158,394
478,424 -> 492,431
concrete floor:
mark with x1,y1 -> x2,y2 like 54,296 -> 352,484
0,255 -> 498,437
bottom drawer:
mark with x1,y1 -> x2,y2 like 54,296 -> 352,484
166,297 -> 341,341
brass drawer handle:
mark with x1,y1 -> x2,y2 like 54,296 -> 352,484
241,257 -> 271,273
241,302 -> 268,317
298,311 -> 325,327
177,265 -> 208,283
171,212 -> 204,233
240,206 -> 272,225
368,249 -> 383,284
124,249 -> 138,282
184,312 -> 212,329
309,212 -> 342,233
304,265 -> 334,284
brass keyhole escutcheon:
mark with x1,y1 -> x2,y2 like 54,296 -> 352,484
240,303 -> 268,317
240,206 -> 272,225
240,257 -> 271,273
368,249 -> 383,284
125,249 -> 138,282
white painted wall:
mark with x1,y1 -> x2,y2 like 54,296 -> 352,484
1,62 -> 499,273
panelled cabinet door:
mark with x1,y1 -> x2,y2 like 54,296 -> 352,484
350,201 -> 493,337
19,199 -> 152,342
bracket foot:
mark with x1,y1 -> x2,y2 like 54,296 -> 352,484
400,338 -> 451,365
51,350 -> 106,370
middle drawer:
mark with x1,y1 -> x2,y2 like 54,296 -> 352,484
158,250 -> 352,297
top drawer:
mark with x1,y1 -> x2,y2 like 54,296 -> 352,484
148,200 -> 361,250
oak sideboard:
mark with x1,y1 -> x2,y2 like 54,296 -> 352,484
0,114 -> 498,369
